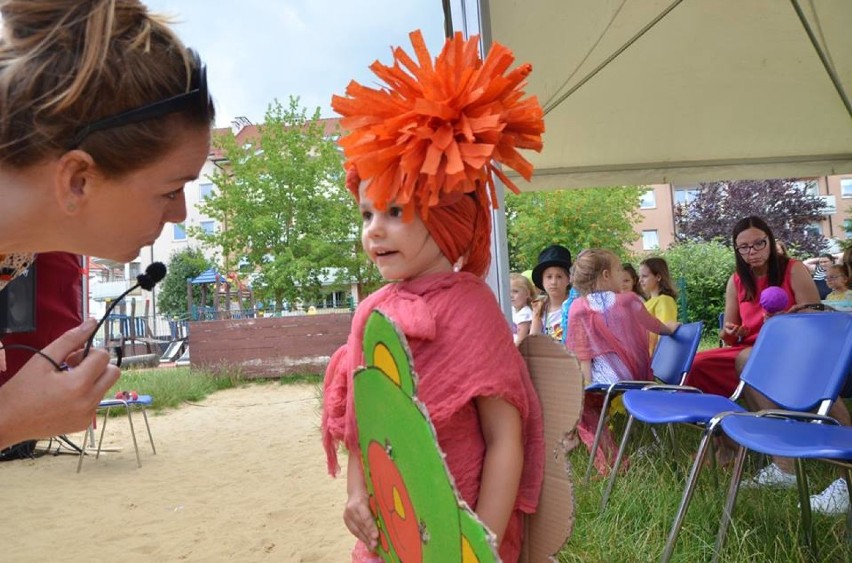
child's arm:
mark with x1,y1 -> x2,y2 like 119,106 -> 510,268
474,396 -> 524,545
579,360 -> 592,385
515,321 -> 531,344
529,298 -> 545,335
344,453 -> 379,550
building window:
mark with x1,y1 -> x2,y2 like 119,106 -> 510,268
173,223 -> 187,241
128,262 -> 141,280
200,220 -> 216,235
199,183 -> 214,200
841,178 -> 852,198
639,189 -> 656,209
642,229 -> 660,250
674,186 -> 700,206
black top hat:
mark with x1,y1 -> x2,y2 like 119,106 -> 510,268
532,245 -> 572,290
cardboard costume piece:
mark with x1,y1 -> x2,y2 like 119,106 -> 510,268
354,314 -> 581,561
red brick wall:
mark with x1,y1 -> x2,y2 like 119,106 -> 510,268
189,312 -> 353,378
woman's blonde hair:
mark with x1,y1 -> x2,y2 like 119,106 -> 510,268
0,0 -> 215,175
572,249 -> 618,295
510,272 -> 536,306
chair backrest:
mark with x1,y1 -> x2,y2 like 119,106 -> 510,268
742,312 -> 852,411
651,321 -> 704,385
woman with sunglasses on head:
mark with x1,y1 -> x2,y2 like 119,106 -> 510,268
0,0 -> 215,449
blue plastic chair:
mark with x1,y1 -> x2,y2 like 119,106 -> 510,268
643,312 -> 852,561
583,321 -> 704,483
712,413 -> 852,561
77,394 -> 157,472
597,313 -> 852,559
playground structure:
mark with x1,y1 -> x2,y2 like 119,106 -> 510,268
187,268 -> 255,321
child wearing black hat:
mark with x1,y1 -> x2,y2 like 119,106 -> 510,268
530,245 -> 572,340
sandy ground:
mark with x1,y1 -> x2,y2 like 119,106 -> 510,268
0,383 -> 354,562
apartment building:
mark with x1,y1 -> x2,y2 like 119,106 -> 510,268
631,175 -> 852,254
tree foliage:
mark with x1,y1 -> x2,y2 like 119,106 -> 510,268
674,179 -> 828,255
660,240 -> 734,331
195,97 -> 359,309
505,186 -> 644,271
158,247 -> 214,318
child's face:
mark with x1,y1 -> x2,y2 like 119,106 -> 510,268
619,271 -> 634,293
826,269 -> 848,291
510,283 -> 530,310
601,258 -> 623,292
639,264 -> 659,295
541,266 -> 569,300
359,184 -> 451,281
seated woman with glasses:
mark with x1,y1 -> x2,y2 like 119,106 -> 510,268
0,0 -> 215,449
685,216 -> 818,397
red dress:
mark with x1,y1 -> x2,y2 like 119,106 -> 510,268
322,272 -> 544,562
685,260 -> 797,397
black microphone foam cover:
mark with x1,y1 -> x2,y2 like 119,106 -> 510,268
137,262 -> 167,291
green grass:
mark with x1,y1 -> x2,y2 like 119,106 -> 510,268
559,421 -> 851,562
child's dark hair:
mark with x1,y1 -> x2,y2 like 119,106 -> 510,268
640,257 -> 678,299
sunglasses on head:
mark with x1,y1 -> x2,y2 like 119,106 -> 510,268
68,49 -> 209,149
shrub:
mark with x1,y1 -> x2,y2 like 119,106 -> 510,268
661,240 -> 734,333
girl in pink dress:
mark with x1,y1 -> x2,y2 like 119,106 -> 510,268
323,30 -> 545,562
566,249 -> 679,475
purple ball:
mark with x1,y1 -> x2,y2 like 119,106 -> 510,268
760,286 -> 789,314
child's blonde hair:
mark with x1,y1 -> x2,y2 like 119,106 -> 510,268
510,272 -> 536,306
572,249 -> 618,295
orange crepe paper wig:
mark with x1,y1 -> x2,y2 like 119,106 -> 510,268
333,30 -> 544,224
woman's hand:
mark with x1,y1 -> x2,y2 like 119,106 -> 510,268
0,319 -> 120,449
720,322 -> 749,346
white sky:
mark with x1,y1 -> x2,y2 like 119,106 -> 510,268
144,0 -> 447,128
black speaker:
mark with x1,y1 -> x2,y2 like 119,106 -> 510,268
0,263 -> 36,334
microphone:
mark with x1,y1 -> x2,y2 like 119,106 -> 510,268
82,262 -> 167,359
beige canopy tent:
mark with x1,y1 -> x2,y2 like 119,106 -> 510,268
441,0 -> 852,311
446,0 -> 852,190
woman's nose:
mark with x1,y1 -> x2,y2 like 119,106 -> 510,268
166,192 -> 188,223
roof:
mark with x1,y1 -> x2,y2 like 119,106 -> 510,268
209,117 -> 343,161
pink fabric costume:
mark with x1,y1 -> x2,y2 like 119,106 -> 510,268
322,272 -> 545,562
685,259 -> 797,397
566,291 -> 667,475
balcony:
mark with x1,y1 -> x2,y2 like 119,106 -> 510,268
90,280 -> 141,301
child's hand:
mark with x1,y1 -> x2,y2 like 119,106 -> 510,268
531,297 -> 545,316
343,489 -> 378,551
665,321 -> 680,335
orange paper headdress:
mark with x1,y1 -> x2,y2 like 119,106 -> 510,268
333,30 -> 544,276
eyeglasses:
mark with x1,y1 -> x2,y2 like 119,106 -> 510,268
736,238 -> 768,255
68,49 -> 209,149
826,275 -> 846,281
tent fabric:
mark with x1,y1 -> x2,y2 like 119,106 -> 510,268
473,0 -> 852,190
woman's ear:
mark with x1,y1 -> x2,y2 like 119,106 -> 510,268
54,150 -> 97,215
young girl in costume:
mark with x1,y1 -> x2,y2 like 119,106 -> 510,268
510,273 -> 536,345
322,30 -> 545,562
566,249 -> 679,474
530,244 -> 572,340
639,257 -> 679,354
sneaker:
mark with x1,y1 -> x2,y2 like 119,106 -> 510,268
741,462 -> 797,489
808,478 -> 850,516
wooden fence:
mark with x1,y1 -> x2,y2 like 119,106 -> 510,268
189,312 -> 353,378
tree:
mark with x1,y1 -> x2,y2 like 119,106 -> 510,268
674,179 -> 828,255
196,97 -> 358,309
661,240 -> 734,330
158,247 -> 214,318
505,186 -> 645,271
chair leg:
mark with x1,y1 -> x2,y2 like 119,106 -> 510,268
600,414 -> 636,512
844,469 -> 852,547
711,445 -> 747,563
76,424 -> 92,474
124,406 -> 142,468
139,407 -> 156,455
584,389 -> 613,485
96,408 -> 110,460
660,430 -> 714,563
793,459 -> 816,558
